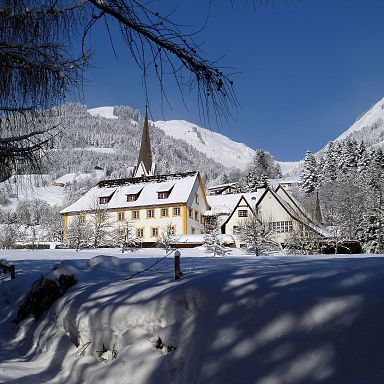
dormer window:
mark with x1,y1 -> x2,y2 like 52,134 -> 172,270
99,196 -> 111,204
157,183 -> 174,199
97,188 -> 116,205
127,194 -> 138,202
125,186 -> 143,202
158,191 -> 170,199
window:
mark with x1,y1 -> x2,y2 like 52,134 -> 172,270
170,226 -> 176,236
99,196 -> 110,204
132,210 -> 140,219
270,221 -> 293,233
189,208 -> 193,218
127,194 -> 137,202
136,228 -> 144,238
158,191 -> 169,199
200,215 -> 204,224
117,211 -> 125,221
161,208 -> 169,217
151,227 -> 159,237
233,226 -> 241,235
173,207 -> 181,216
195,210 -> 199,221
238,210 -> 248,218
78,215 -> 86,224
147,209 -> 155,218
195,193 -> 199,204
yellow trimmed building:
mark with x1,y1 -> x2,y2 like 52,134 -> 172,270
61,171 -> 208,245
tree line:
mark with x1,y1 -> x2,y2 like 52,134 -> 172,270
299,139 -> 384,253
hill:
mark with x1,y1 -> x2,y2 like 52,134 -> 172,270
333,97 -> 384,148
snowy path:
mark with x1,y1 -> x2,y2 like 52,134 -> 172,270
1,250 -> 384,383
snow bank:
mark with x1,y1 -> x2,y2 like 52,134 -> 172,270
2,252 -> 384,383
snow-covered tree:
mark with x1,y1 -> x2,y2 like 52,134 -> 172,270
238,212 -> 276,255
66,215 -> 92,251
321,142 -> 337,182
238,149 -> 281,192
300,150 -> 319,193
204,228 -> 227,257
284,224 -> 320,255
114,219 -> 138,253
158,222 -> 177,255
88,201 -> 112,248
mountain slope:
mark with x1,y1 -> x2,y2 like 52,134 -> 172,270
333,97 -> 384,147
154,120 -> 255,170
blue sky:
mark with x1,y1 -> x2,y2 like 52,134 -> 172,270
81,0 -> 384,161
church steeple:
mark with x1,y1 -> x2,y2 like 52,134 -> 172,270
133,108 -> 156,178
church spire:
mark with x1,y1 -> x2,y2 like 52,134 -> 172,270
134,108 -> 155,178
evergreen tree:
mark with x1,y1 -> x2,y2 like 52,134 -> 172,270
238,149 -> 281,192
300,150 -> 319,193
321,142 -> 337,182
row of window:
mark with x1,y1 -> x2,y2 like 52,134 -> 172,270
117,207 -> 181,221
120,226 -> 177,239
147,226 -> 176,238
188,208 -> 204,224
270,221 -> 293,233
232,221 -> 293,235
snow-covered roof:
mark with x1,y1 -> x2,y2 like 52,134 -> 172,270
268,176 -> 300,188
156,182 -> 174,193
96,187 -> 116,198
206,192 -> 260,215
60,172 -> 199,214
125,185 -> 144,195
207,182 -> 237,191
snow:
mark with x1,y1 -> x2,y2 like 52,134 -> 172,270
278,161 -> 301,176
87,106 -> 118,120
1,249 -> 384,383
153,120 -> 255,170
84,146 -> 116,154
335,97 -> 384,142
4,175 -> 65,207
207,192 -> 260,215
61,172 -> 198,214
177,234 -> 235,244
54,171 -> 104,186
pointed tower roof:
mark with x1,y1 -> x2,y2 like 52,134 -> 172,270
313,190 -> 323,224
136,108 -> 153,174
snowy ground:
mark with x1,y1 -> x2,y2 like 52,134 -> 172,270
1,249 -> 384,383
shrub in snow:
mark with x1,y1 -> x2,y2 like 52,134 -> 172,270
15,273 -> 77,323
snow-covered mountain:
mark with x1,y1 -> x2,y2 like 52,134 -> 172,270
85,107 -> 298,174
88,106 -> 118,120
333,97 -> 384,148
153,120 -> 255,170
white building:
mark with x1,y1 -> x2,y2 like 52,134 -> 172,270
208,186 -> 328,248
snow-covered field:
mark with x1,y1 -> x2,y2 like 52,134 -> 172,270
1,249 -> 384,383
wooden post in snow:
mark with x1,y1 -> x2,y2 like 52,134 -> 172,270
10,264 -> 15,280
174,250 -> 181,280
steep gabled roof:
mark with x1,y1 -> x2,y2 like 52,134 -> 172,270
256,187 -> 301,222
221,195 -> 256,228
274,184 -> 309,220
136,109 -> 153,174
258,187 -> 331,237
